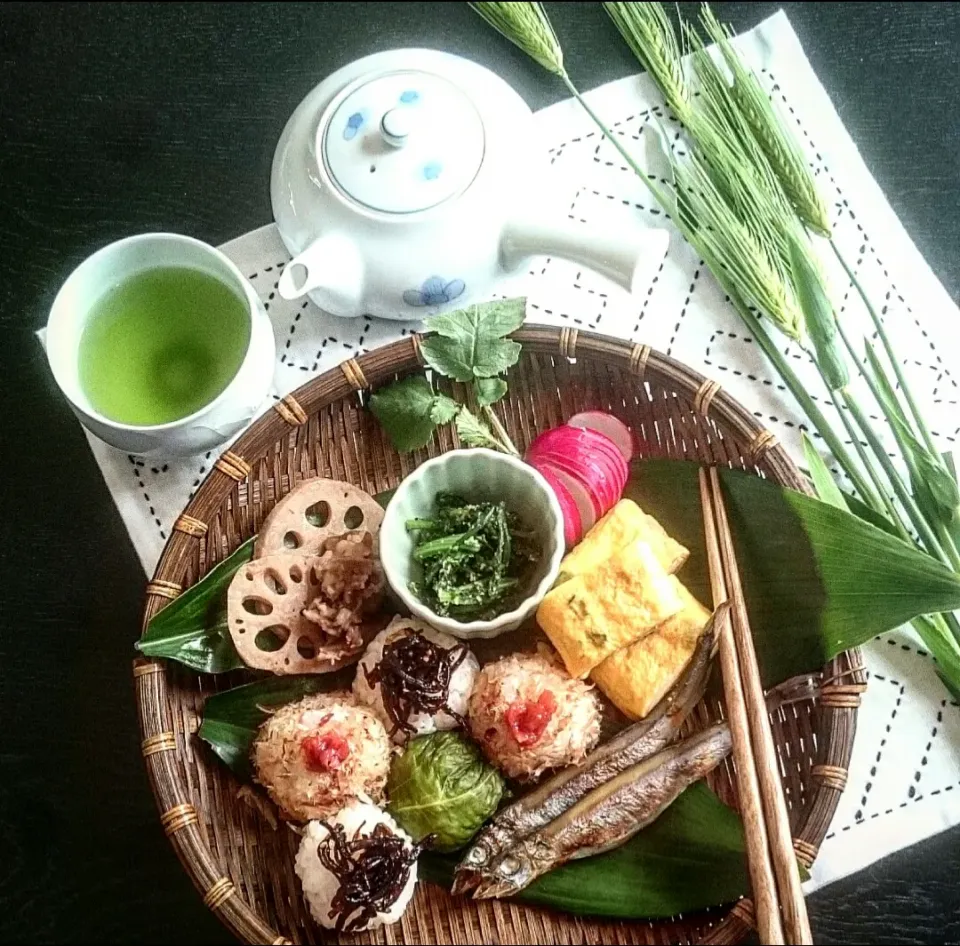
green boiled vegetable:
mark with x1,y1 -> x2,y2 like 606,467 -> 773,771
407,493 -> 537,621
136,537 -> 254,673
387,732 -> 504,852
630,459 -> 960,686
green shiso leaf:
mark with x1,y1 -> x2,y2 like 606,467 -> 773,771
387,733 -> 504,852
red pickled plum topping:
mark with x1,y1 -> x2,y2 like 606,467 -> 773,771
505,690 -> 557,748
302,731 -> 351,772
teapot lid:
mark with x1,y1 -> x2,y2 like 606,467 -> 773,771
320,69 -> 485,215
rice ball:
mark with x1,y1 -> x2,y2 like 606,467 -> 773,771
468,650 -> 601,781
353,617 -> 479,743
295,800 -> 418,932
252,692 -> 391,822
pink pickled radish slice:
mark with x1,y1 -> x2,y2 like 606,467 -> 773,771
567,411 -> 634,462
529,457 -> 598,535
535,463 -> 582,546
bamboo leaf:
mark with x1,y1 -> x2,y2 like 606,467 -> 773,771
136,538 -> 254,673
421,781 -> 761,919
629,459 -> 960,686
801,432 -> 845,509
200,672 -> 788,918
197,674 -> 346,778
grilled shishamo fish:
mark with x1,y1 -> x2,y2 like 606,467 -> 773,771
470,721 -> 733,899
452,608 -> 722,895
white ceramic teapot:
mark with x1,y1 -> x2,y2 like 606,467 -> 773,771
271,49 -> 668,320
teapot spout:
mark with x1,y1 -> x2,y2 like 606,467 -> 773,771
501,217 -> 669,296
277,234 -> 365,317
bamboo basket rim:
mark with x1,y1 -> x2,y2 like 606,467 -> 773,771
134,325 -> 865,946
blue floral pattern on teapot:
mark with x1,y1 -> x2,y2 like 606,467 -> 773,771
402,276 -> 466,307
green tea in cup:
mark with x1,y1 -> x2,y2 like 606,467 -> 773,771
46,232 -> 276,457
78,266 -> 251,426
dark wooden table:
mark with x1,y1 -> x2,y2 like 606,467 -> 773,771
1,3 -> 957,943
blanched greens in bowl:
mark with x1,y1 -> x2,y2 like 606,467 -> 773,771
406,492 -> 540,622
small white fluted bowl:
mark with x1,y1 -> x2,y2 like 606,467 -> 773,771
380,448 -> 565,639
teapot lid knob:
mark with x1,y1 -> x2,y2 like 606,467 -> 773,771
380,108 -> 412,148
319,69 -> 485,215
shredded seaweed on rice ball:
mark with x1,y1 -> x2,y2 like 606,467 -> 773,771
295,801 -> 422,932
353,617 -> 479,743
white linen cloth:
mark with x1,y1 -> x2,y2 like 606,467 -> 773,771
41,10 -> 960,896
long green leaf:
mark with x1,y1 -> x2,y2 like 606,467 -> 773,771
801,431 -> 845,509
789,235 -> 848,391
137,491 -> 396,673
842,490 -> 900,537
421,781 -> 759,919
197,674 -> 345,778
629,460 -> 960,686
136,538 -> 255,673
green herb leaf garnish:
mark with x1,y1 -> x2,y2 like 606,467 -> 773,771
419,298 -> 525,381
369,376 -> 450,452
455,407 -> 506,451
368,299 -> 526,456
475,376 -> 508,406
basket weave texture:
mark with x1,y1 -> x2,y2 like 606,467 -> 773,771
135,326 -> 864,946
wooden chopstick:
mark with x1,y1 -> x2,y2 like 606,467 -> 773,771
699,468 -> 786,946
704,466 -> 814,945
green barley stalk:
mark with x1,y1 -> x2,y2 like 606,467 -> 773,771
468,0 -> 871,500
672,152 -> 802,339
603,2 -> 692,122
698,4 -> 831,237
470,1 -> 960,668
468,2 -> 565,75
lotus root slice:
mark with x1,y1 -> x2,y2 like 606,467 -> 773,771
254,477 -> 384,558
227,539 -> 382,674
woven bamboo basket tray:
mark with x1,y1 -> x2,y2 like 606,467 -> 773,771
135,324 -> 864,946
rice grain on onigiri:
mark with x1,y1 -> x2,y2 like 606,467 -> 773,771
252,692 -> 391,822
353,617 -> 479,743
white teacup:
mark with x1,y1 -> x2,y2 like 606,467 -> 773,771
45,233 -> 276,458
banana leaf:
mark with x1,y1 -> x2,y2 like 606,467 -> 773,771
630,460 -> 960,686
136,537 -> 255,673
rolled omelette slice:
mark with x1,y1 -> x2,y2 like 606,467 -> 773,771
559,499 -> 689,580
590,581 -> 711,719
537,538 -> 684,679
